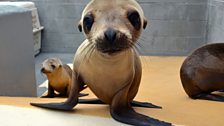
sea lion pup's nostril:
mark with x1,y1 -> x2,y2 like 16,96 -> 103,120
104,28 -> 117,43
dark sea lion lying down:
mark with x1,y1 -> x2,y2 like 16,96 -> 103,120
180,43 -> 224,102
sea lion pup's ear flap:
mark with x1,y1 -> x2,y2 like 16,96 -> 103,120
143,18 -> 147,29
78,22 -> 82,32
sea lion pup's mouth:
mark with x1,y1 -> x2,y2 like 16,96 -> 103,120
41,68 -> 52,74
95,28 -> 134,54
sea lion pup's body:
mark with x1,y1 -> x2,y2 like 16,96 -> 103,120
180,43 -> 224,101
31,0 -> 171,125
41,58 -> 87,98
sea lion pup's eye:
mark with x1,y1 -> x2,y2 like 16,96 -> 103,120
83,13 -> 94,33
127,10 -> 141,30
51,65 -> 56,69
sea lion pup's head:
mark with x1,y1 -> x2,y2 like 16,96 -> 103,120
78,0 -> 147,55
41,58 -> 63,74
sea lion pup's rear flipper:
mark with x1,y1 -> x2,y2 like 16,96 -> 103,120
110,87 -> 171,126
193,93 -> 224,102
131,100 -> 162,109
78,98 -> 161,108
30,72 -> 80,111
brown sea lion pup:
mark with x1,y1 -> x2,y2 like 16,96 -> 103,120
40,58 -> 88,98
180,43 -> 224,101
31,0 -> 171,125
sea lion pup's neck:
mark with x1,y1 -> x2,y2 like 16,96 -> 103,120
46,68 -> 63,80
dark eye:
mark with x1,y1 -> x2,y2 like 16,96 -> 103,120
127,10 -> 141,30
51,65 -> 56,69
83,13 -> 94,33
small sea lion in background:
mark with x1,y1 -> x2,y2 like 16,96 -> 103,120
31,0 -> 172,125
180,43 -> 224,101
40,58 -> 88,98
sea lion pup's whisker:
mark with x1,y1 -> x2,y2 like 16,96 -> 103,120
86,43 -> 95,60
139,35 -> 147,41
135,43 -> 143,51
88,45 -> 96,59
138,37 -> 148,48
82,43 -> 94,61
76,43 -> 95,78
88,34 -> 95,44
132,41 -> 143,53
137,41 -> 144,48
139,37 -> 147,42
136,40 -> 150,56
133,44 -> 140,53
84,45 -> 93,61
127,39 -> 135,48
135,41 -> 151,71
136,39 -> 145,48
89,36 -> 94,43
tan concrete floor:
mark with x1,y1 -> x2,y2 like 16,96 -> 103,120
0,56 -> 224,126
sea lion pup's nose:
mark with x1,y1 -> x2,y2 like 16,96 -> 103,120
41,68 -> 45,73
104,28 -> 117,43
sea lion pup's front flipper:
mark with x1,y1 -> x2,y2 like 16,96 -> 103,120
78,99 -> 161,108
41,84 -> 55,98
110,85 -> 171,126
30,72 -> 79,111
131,100 -> 162,108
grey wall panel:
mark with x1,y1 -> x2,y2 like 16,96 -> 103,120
140,1 -> 208,55
17,0 -> 209,55
207,0 -> 224,43
0,6 -> 37,97
29,0 -> 87,54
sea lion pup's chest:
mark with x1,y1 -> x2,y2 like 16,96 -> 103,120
74,41 -> 135,104
48,69 -> 70,92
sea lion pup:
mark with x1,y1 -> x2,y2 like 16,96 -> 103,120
40,58 -> 88,98
31,0 -> 171,125
180,43 -> 224,101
